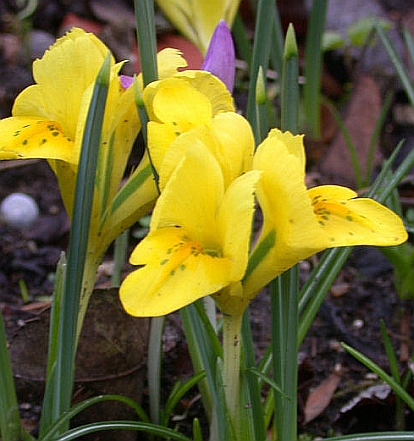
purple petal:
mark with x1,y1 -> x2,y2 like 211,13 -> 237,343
120,75 -> 134,89
202,20 -> 235,92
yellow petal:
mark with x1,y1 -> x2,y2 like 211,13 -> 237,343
218,170 -> 261,280
156,0 -> 241,54
244,130 -> 326,298
265,128 -> 306,172
144,71 -> 234,121
156,127 -> 208,189
175,70 -> 235,114
120,228 -> 233,316
14,28 -> 113,139
154,0 -> 198,50
308,185 -> 408,246
154,78 -> 213,125
157,48 -> 188,79
151,143 -> 224,248
96,76 -> 141,207
157,112 -> 254,189
0,117 -> 74,161
210,112 -> 254,181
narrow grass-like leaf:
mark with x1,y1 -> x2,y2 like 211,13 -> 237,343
270,4 -> 284,77
180,303 -> 215,422
303,0 -> 328,137
381,319 -> 406,430
192,418 -> 202,441
342,343 -> 414,412
110,229 -> 129,287
0,310 -> 33,441
134,0 -> 157,87
376,23 -> 414,109
281,24 -> 299,134
364,90 -> 394,186
270,267 -> 299,441
370,141 -> 414,203
298,247 -> 352,345
41,394 -> 149,441
403,27 -> 414,68
163,371 -> 206,427
244,230 -> 276,281
323,99 -> 363,187
39,252 -> 66,436
324,432 -> 414,441
246,0 -> 275,143
193,300 -> 222,358
366,140 -> 405,199
241,310 -> 267,441
232,13 -> 252,68
269,22 -> 300,441
113,164 -> 152,210
53,421 -> 193,441
247,368 -> 284,397
49,54 -> 110,432
380,320 -> 401,384
148,316 -> 165,425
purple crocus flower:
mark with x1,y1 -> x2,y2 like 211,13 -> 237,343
202,20 -> 235,93
120,75 -> 134,89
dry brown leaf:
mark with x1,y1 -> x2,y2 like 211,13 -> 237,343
304,371 -> 341,424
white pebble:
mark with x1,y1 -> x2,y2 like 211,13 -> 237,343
352,318 -> 364,329
0,193 -> 39,229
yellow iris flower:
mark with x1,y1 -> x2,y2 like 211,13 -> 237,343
242,129 -> 408,300
120,143 -> 260,316
155,0 -> 242,54
0,28 -> 186,223
0,27 -> 190,235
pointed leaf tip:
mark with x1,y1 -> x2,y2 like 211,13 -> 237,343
96,53 -> 111,86
284,24 -> 298,60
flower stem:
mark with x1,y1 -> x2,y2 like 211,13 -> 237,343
222,312 -> 243,436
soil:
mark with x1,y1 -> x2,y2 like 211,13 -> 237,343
1,1 -> 414,440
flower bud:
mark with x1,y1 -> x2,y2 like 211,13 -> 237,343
202,20 -> 235,92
